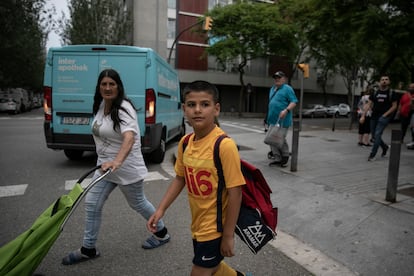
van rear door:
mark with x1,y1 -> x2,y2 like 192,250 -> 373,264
52,52 -> 99,135
51,49 -> 147,140
99,52 -> 147,135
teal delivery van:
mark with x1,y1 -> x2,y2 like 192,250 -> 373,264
43,45 -> 185,163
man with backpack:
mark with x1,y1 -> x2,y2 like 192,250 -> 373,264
367,74 -> 398,161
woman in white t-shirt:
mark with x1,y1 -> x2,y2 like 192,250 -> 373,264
62,69 -> 170,265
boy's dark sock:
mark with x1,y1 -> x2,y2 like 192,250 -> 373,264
154,227 -> 168,238
81,246 -> 96,257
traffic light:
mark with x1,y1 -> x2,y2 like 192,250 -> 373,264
297,63 -> 309,78
203,16 -> 213,31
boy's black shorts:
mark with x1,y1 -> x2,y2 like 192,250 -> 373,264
192,237 -> 224,268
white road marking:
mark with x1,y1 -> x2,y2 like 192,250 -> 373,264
272,231 -> 357,276
64,171 -> 169,190
220,121 -> 264,133
0,184 -> 28,198
0,116 -> 43,120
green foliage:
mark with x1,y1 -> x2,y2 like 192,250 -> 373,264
295,0 -> 414,86
60,0 -> 133,45
0,0 -> 50,90
207,1 -> 298,69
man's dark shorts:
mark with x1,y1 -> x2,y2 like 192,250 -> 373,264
192,237 -> 224,268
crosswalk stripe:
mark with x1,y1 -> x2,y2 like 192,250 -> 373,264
220,121 -> 264,133
64,171 -> 169,190
0,184 -> 28,198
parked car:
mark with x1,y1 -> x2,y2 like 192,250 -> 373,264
301,104 -> 327,118
326,103 -> 351,117
0,97 -> 21,114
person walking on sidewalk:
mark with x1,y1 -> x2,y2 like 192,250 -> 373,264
147,81 -> 250,276
397,83 -> 414,144
265,71 -> 298,167
62,69 -> 170,265
367,74 -> 398,161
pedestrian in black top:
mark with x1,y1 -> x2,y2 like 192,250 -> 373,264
367,74 -> 398,161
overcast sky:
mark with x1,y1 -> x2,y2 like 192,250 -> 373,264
46,0 -> 68,49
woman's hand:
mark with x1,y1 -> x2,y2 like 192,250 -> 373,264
101,160 -> 122,172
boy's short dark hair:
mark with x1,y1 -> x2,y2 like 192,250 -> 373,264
182,80 -> 219,103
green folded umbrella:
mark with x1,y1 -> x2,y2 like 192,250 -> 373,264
0,166 -> 109,276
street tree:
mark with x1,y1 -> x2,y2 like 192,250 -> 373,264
59,0 -> 132,45
0,0 -> 51,90
205,1 -> 298,113
297,0 -> 414,98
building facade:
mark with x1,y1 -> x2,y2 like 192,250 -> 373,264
132,0 -> 363,115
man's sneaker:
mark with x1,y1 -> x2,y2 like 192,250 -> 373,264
381,145 -> 389,157
280,156 -> 289,167
269,160 -> 281,166
368,155 -> 376,161
142,233 -> 170,249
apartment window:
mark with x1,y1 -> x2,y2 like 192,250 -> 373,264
167,18 -> 176,39
168,0 -> 176,9
209,0 -> 232,9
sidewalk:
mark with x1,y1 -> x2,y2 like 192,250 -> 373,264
228,121 -> 414,276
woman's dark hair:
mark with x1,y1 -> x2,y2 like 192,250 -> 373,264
93,69 -> 135,131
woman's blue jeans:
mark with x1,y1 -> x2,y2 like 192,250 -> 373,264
370,116 -> 390,157
82,179 -> 164,249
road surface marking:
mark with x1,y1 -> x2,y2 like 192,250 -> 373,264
220,121 -> 264,133
272,231 -> 357,276
0,184 -> 28,198
64,171 -> 169,190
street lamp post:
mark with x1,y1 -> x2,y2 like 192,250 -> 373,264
167,20 -> 203,64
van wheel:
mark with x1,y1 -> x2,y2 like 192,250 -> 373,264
64,149 -> 84,160
150,138 -> 165,164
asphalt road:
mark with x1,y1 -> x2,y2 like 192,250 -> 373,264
0,108 -> 316,276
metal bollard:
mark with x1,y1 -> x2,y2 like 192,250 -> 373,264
290,120 -> 300,172
385,129 -> 402,203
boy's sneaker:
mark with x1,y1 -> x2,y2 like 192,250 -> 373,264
142,233 -> 170,249
381,145 -> 389,157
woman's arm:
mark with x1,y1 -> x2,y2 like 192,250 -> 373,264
101,130 -> 135,172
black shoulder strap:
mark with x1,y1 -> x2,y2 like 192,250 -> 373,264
213,134 -> 228,233
182,133 -> 193,153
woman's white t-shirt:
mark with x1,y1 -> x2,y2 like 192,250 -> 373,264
92,100 -> 147,185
